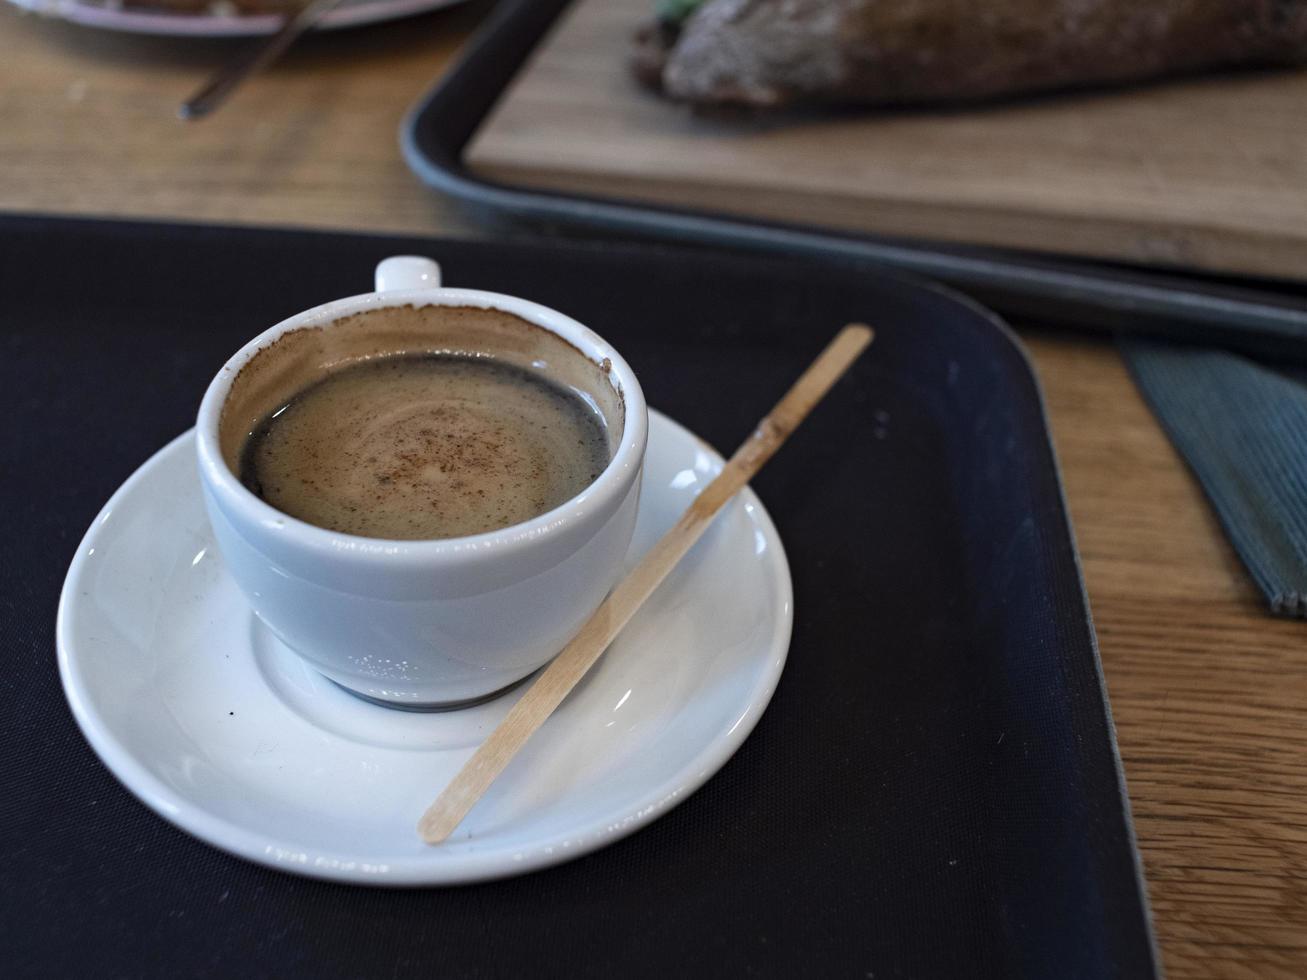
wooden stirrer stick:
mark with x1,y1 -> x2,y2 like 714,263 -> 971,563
418,324 -> 874,844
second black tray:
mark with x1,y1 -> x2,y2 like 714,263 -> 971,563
403,0 -> 1307,362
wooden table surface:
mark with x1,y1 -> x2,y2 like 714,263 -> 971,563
3,5 -> 1304,977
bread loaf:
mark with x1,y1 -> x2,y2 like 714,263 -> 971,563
635,0 -> 1307,108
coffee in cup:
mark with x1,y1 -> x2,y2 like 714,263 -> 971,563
238,349 -> 612,541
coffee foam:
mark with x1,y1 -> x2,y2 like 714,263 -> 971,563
218,304 -> 624,474
242,355 -> 612,540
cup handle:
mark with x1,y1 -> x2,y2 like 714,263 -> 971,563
374,256 -> 442,292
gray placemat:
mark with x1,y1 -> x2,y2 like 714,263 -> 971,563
1122,341 -> 1307,618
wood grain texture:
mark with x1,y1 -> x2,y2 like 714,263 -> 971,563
0,1 -> 494,233
467,0 -> 1307,280
1027,334 -> 1307,980
1,4 -> 1304,975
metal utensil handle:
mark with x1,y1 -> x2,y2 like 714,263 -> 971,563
179,0 -> 345,121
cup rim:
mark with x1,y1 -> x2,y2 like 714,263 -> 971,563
195,286 -> 648,567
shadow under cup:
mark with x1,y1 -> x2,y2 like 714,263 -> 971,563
197,299 -> 647,710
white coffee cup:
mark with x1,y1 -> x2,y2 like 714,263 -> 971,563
195,257 -> 647,709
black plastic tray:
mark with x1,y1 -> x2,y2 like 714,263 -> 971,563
1,214 -> 1156,978
402,0 -> 1307,363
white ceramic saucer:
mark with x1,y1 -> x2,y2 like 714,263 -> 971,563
7,0 -> 468,37
57,410 -> 792,886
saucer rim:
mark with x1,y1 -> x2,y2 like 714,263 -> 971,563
56,411 -> 793,886
3,0 -> 469,38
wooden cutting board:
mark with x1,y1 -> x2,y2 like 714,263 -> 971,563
467,0 -> 1307,281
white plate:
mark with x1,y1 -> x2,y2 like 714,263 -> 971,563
7,0 -> 467,37
57,410 -> 793,885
